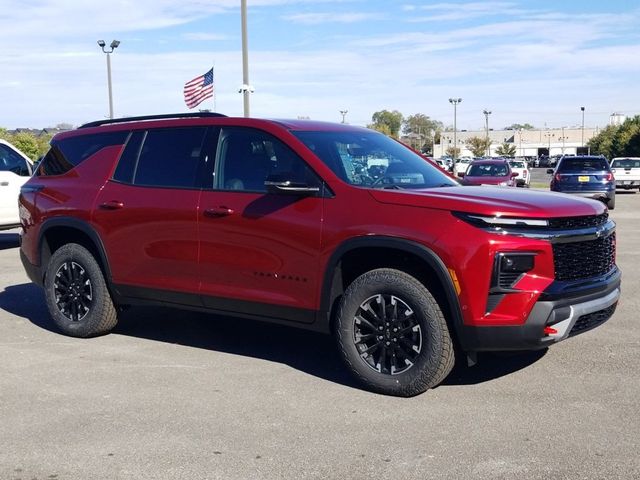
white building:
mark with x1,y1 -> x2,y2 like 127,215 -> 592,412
436,126 -> 600,158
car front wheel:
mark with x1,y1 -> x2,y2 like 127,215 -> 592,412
335,268 -> 455,396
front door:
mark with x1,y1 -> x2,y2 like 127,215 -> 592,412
198,127 -> 324,322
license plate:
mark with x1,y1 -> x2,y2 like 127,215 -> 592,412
578,176 -> 590,182
624,180 -> 631,185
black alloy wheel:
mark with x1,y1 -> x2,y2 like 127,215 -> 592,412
53,261 -> 93,322
353,294 -> 422,375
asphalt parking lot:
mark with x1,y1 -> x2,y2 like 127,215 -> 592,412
1,191 -> 639,480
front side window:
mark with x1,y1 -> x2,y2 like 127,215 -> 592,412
216,128 -> 319,192
292,130 -> 457,189
0,144 -> 30,176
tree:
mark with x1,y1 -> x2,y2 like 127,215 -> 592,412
589,116 -> 640,158
506,123 -> 535,130
368,110 -> 403,138
403,113 -> 443,153
495,142 -> 517,157
10,132 -> 41,160
466,136 -> 491,157
445,146 -> 460,158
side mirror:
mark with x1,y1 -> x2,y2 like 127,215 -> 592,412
457,172 -> 465,178
546,168 -> 554,174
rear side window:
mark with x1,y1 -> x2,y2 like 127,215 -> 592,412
558,158 -> 609,172
130,127 -> 208,188
38,131 -> 128,176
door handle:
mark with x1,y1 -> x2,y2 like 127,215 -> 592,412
204,206 -> 235,217
99,200 -> 125,210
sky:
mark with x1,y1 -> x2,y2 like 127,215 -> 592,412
2,0 -> 639,131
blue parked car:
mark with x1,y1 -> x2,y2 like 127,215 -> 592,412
548,155 -> 615,210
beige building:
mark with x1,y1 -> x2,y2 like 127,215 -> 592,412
436,126 -> 600,158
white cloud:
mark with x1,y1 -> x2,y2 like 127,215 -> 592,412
283,12 -> 382,24
183,33 -> 229,41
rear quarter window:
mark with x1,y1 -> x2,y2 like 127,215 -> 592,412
38,131 -> 129,176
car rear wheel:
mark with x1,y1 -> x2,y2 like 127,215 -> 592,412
335,268 -> 455,396
607,196 -> 616,210
44,243 -> 118,337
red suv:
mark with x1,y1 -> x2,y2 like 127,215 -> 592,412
19,113 -> 621,396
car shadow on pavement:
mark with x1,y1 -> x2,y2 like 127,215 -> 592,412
0,282 -> 547,392
0,232 -> 20,250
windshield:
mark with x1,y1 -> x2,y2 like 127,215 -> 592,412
612,158 -> 640,168
467,163 -> 509,177
292,130 -> 458,189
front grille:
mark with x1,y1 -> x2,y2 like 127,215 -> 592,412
552,232 -> 616,281
548,213 -> 608,229
569,303 -> 617,337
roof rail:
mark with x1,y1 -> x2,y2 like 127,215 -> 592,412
78,112 -> 227,129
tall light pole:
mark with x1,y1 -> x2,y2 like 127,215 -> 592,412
519,128 -> 523,157
97,40 -> 120,119
240,0 -> 252,117
339,110 -> 348,123
449,98 -> 462,169
560,126 -> 567,154
483,109 -> 492,157
580,106 -> 585,151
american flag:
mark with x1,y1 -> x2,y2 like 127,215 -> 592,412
183,68 -> 214,109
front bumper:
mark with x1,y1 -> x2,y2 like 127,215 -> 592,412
459,268 -> 621,351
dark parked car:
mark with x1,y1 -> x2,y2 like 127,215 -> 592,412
459,159 -> 518,186
548,155 -> 615,209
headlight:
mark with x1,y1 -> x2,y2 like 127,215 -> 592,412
453,212 -> 549,228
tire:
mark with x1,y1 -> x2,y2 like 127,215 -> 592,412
606,196 -> 615,210
334,268 -> 455,397
44,243 -> 118,337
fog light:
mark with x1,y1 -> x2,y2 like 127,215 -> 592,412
500,254 -> 535,273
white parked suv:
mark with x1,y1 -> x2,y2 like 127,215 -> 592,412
0,139 -> 34,230
610,157 -> 640,191
508,160 -> 530,187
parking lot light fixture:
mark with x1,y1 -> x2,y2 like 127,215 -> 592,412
449,98 -> 462,167
483,109 -> 492,156
581,106 -> 585,149
97,39 -> 120,119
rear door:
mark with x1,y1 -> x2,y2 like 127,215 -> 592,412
0,143 -> 32,228
93,127 -> 214,300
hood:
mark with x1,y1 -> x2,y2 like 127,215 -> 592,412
368,186 -> 606,219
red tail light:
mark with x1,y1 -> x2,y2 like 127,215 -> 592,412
605,173 -> 614,181
554,173 -> 564,182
